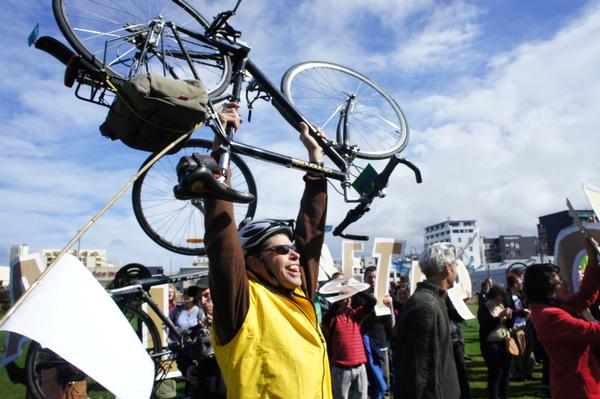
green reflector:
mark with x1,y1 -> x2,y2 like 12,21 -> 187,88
352,164 -> 378,195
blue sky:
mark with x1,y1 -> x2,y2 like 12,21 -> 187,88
1,0 -> 600,269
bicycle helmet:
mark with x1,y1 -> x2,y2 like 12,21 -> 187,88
238,218 -> 295,253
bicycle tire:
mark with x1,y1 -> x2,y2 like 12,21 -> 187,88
52,0 -> 232,99
25,305 -> 161,399
132,138 -> 257,256
281,61 -> 409,159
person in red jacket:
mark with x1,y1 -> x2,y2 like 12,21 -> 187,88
523,236 -> 600,399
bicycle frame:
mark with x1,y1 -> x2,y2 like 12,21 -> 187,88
173,24 -> 369,203
33,3 -> 422,241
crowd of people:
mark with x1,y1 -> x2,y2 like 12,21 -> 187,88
9,103 -> 599,399
165,103 -> 600,399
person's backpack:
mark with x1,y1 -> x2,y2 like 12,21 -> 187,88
100,74 -> 208,153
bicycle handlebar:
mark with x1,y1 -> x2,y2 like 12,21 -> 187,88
34,36 -> 75,65
332,155 -> 422,240
133,270 -> 208,290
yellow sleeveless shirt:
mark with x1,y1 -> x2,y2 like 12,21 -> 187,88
213,278 -> 332,398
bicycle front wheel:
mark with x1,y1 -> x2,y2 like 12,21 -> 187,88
132,139 -> 257,256
25,305 -> 161,399
53,0 -> 231,99
281,62 -> 409,159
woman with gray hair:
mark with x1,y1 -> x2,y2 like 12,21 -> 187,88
395,243 -> 461,399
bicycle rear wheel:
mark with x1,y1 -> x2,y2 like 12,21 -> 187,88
53,0 -> 231,99
281,61 -> 409,159
25,305 -> 161,399
132,139 -> 257,256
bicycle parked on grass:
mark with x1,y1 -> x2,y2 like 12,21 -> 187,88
25,265 -> 209,399
34,0 -> 422,256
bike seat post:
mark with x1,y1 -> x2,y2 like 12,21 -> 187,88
217,51 -> 249,174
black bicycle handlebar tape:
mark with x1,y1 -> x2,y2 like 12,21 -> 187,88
34,36 -> 75,65
339,232 -> 369,241
397,158 -> 423,184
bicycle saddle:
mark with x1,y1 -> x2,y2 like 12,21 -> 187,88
173,154 -> 255,204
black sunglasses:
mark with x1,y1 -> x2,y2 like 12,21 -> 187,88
261,244 -> 298,255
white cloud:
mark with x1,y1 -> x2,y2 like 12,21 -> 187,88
1,0 -> 599,268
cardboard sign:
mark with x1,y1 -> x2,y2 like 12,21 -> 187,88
147,285 -> 181,379
583,183 -> 600,220
554,224 -> 600,293
1,253 -> 45,366
342,241 -> 364,278
371,238 -> 404,316
318,244 -> 339,281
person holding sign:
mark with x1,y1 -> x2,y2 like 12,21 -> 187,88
395,242 -> 461,399
200,104 -> 332,398
524,235 -> 600,399
321,276 -> 375,399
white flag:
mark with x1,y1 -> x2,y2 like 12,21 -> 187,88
0,254 -> 154,399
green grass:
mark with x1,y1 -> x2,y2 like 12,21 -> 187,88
0,331 -> 27,399
463,305 -> 546,399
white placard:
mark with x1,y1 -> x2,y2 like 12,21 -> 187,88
342,241 -> 363,278
318,244 -> 339,281
583,183 -> 600,220
0,254 -> 154,399
372,238 -> 403,316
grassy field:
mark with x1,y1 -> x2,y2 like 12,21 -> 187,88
0,331 -> 27,399
462,305 -> 547,399
2,306 -> 548,398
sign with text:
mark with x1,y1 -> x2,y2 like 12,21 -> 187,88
342,241 -> 364,277
372,238 -> 404,315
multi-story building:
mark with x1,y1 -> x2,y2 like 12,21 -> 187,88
483,235 -> 538,263
9,245 -> 120,286
424,219 -> 483,268
538,209 -> 597,255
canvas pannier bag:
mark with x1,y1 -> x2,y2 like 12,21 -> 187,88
100,74 -> 208,153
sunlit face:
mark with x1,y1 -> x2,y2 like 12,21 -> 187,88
260,234 -> 302,290
168,286 -> 175,301
201,288 -> 213,316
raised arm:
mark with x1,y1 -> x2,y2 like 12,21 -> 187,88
204,103 -> 249,345
294,122 -> 328,300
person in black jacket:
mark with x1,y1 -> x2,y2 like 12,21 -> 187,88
395,243 -> 461,399
478,284 -> 514,399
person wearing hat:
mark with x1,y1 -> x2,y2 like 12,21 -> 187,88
504,265 -> 532,381
201,103 -> 331,398
321,277 -> 375,399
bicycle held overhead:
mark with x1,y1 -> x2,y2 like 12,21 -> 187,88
32,0 -> 422,255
